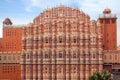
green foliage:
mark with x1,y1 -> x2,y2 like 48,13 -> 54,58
88,70 -> 111,80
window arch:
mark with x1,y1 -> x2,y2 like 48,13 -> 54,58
73,51 -> 77,58
73,36 -> 77,43
45,37 -> 49,43
59,36 -> 63,43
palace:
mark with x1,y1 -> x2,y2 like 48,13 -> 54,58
0,5 -> 118,80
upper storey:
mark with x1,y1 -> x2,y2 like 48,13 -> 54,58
99,8 -> 117,19
33,5 -> 90,25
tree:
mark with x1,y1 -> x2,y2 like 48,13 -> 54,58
101,70 -> 111,80
88,70 -> 111,80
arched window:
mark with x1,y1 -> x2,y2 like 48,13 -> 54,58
115,55 -> 117,60
93,54 -> 96,58
13,55 -> 15,60
59,36 -> 62,43
59,53 -> 62,58
73,36 -> 77,43
27,54 -> 30,59
73,51 -> 77,58
44,51 -> 50,58
73,53 -> 77,58
7,55 -> 11,60
45,37 -> 49,43
45,53 -> 49,58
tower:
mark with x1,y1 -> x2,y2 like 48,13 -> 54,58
0,18 -> 22,80
98,8 -> 117,50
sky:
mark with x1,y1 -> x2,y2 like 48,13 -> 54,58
0,0 -> 120,46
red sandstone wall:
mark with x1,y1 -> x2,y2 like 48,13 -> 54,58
0,64 -> 21,80
103,19 -> 117,50
0,27 -> 22,52
0,27 -> 22,80
99,18 -> 117,50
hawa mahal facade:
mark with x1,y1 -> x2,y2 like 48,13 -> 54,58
0,5 -> 118,80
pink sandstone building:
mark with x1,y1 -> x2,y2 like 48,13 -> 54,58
21,5 -> 103,80
0,5 -> 118,80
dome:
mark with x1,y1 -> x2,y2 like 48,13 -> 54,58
103,8 -> 111,14
3,18 -> 12,25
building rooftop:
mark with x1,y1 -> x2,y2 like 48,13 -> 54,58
99,7 -> 117,19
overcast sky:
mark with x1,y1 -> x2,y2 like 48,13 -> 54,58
0,0 -> 120,46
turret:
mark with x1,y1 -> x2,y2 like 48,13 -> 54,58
98,8 -> 117,50
3,18 -> 12,26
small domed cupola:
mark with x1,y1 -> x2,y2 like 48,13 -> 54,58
103,8 -> 111,14
3,18 -> 12,25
